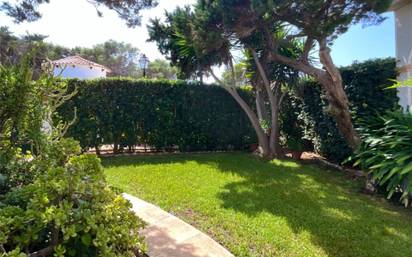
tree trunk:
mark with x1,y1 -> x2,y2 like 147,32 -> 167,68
225,87 -> 271,158
252,50 -> 282,158
269,45 -> 360,150
113,140 -> 119,154
95,144 -> 101,155
209,67 -> 273,158
271,90 -> 283,157
318,43 -> 360,149
255,85 -> 269,122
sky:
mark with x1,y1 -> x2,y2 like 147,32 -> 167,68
0,0 -> 396,67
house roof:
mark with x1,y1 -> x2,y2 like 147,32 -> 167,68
390,0 -> 412,11
51,55 -> 111,72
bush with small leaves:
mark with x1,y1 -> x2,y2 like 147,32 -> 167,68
0,59 -> 146,256
0,140 -> 146,256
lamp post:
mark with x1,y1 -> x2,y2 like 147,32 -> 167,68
139,54 -> 150,78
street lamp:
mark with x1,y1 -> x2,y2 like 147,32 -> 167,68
138,54 -> 150,78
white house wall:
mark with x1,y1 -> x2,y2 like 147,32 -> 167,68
395,2 -> 412,110
53,64 -> 107,79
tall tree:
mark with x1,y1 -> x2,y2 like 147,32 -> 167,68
149,6 -> 300,158
0,27 -> 71,76
201,0 -> 390,149
72,40 -> 140,77
0,30 -> 142,77
0,26 -> 18,64
145,59 -> 178,79
1,0 -> 157,27
148,7 -> 208,81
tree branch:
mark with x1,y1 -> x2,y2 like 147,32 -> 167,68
29,226 -> 59,257
208,67 -> 268,150
300,36 -> 313,64
209,68 -> 229,87
251,49 -> 279,154
278,91 -> 287,109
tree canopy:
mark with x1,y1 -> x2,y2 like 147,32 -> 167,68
145,59 -> 178,79
1,0 -> 157,27
148,0 -> 392,150
72,40 -> 140,77
148,3 -> 304,157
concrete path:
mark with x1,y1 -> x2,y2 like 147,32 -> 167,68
123,193 -> 235,257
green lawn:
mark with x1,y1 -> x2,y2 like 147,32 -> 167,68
102,153 -> 412,257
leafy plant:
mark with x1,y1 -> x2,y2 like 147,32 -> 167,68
286,138 -> 304,152
59,78 -> 255,153
296,58 -> 399,163
386,78 -> 412,89
0,142 -> 146,256
280,93 -> 312,154
0,59 -> 145,256
353,110 -> 412,206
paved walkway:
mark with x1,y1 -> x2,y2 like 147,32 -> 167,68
123,193 -> 235,257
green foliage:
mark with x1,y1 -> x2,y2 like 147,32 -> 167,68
1,0 -> 157,27
252,1 -> 390,40
294,58 -> 399,163
280,95 -> 312,152
341,59 -> 400,118
0,26 -> 71,68
147,6 -> 209,80
354,110 -> 412,207
386,78 -> 412,89
294,81 -> 353,163
146,59 -> 178,80
0,29 -> 144,78
58,78 -> 255,152
0,57 -> 43,145
1,142 -> 145,256
0,60 -> 145,256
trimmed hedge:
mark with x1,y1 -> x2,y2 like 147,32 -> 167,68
295,58 -> 399,163
58,78 -> 255,152
59,58 -> 398,160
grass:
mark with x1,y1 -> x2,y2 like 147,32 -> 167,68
102,153 -> 412,257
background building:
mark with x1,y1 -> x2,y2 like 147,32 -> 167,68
51,55 -> 110,79
391,0 -> 412,110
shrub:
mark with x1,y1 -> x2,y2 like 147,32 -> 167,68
353,110 -> 412,206
280,94 -> 312,153
0,60 -> 145,256
293,58 -> 399,163
0,141 -> 145,256
58,78 -> 255,152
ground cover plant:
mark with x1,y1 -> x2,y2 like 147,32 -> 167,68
354,109 -> 412,206
103,153 -> 412,257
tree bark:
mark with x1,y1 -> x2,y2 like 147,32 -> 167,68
225,87 -> 271,157
29,226 -> 59,257
317,42 -> 360,149
272,88 -> 283,156
252,50 -> 282,157
209,66 -> 274,158
255,85 -> 269,122
269,46 -> 360,149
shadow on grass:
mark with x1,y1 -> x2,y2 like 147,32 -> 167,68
102,153 -> 412,257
